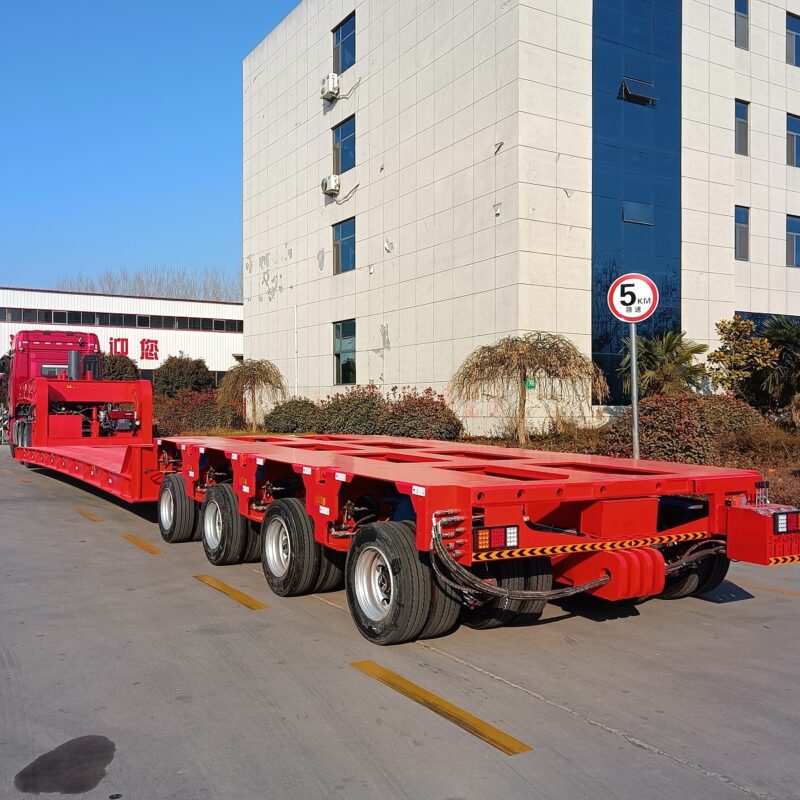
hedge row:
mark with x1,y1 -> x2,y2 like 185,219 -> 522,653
153,389 -> 243,436
264,386 -> 463,440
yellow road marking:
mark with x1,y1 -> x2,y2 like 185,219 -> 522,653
122,535 -> 163,555
740,581 -> 800,600
351,660 -> 532,756
75,508 -> 102,523
193,575 -> 268,611
20,478 -> 31,484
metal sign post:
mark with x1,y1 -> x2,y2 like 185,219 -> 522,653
629,322 -> 639,460
606,273 -> 659,461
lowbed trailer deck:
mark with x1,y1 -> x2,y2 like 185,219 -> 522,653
7,329 -> 800,644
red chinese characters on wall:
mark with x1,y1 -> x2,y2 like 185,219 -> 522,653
109,337 -> 159,362
139,339 -> 159,360
109,337 -> 129,356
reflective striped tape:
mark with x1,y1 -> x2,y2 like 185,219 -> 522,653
768,554 -> 800,566
472,531 -> 707,561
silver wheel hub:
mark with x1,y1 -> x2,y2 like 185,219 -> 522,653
159,487 -> 174,530
354,546 -> 394,622
264,517 -> 291,578
204,500 -> 223,549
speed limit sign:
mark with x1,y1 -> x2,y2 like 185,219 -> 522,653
607,273 -> 659,323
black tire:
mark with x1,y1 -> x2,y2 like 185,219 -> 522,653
659,568 -> 701,599
462,559 -> 543,630
242,522 -> 262,563
396,521 -> 462,640
158,474 -> 197,544
314,546 -> 346,592
512,557 -> 552,623
200,483 -> 249,566
345,521 -> 432,645
260,498 -> 320,596
694,554 -> 730,596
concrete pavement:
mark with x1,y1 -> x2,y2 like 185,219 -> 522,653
1,447 -> 798,800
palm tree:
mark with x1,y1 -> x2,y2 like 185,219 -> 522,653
449,332 -> 608,446
217,360 -> 287,432
761,315 -> 800,406
619,331 -> 707,397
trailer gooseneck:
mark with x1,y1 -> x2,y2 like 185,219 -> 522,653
6,329 -> 800,645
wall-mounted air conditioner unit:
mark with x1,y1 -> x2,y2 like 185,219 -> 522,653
320,73 -> 340,100
321,174 -> 340,196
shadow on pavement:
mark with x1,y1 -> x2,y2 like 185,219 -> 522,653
696,580 -> 755,604
21,465 -> 158,524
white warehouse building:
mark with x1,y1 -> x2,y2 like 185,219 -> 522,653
0,286 -> 243,382
243,0 -> 800,427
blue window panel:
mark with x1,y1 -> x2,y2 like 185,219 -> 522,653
788,11 -> 800,33
333,13 -> 356,73
622,201 -> 655,225
736,0 -> 748,12
735,206 -> 749,225
736,100 -> 748,121
624,0 -> 654,51
333,115 -> 356,174
738,311 -> 800,333
592,0 -> 681,404
333,217 -> 356,274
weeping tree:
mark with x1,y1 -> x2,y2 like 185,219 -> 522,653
619,330 -> 708,398
449,332 -> 608,446
217,360 -> 287,432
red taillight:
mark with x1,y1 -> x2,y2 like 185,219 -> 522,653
490,527 -> 506,548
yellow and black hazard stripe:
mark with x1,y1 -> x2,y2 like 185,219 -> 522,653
472,531 -> 707,562
768,554 -> 800,566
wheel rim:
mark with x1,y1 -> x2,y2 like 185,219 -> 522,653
204,500 -> 223,549
264,516 -> 291,577
159,487 -> 174,530
353,546 -> 394,622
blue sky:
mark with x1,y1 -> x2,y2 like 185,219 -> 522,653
0,1 -> 297,288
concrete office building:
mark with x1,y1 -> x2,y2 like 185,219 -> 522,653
1,286 -> 243,382
243,0 -> 800,428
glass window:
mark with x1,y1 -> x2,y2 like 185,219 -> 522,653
788,215 -> 800,266
735,100 -> 749,155
333,319 -> 356,385
237,320 -> 244,332
98,313 -> 110,326
53,311 -> 67,324
136,315 -> 150,328
150,315 -> 163,328
333,115 -> 356,174
189,318 -> 201,330
161,316 -> 175,328
201,318 -> 213,331
81,312 -> 96,325
178,317 -> 190,330
123,314 -> 136,326
735,206 -> 749,261
788,114 -> 800,166
333,217 -> 356,274
736,0 -> 749,50
23,309 -> 37,323
788,13 -> 800,66
38,310 -> 52,323
333,13 -> 355,73
110,313 -> 123,326
620,77 -> 657,105
67,311 -> 81,325
213,319 -> 225,331
0,308 -> 6,322
9,308 -> 22,322
225,319 -> 237,331
622,201 -> 654,225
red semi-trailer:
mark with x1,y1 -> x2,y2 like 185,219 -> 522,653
6,329 -> 800,644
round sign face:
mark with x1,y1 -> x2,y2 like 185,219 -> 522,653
607,273 -> 659,323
